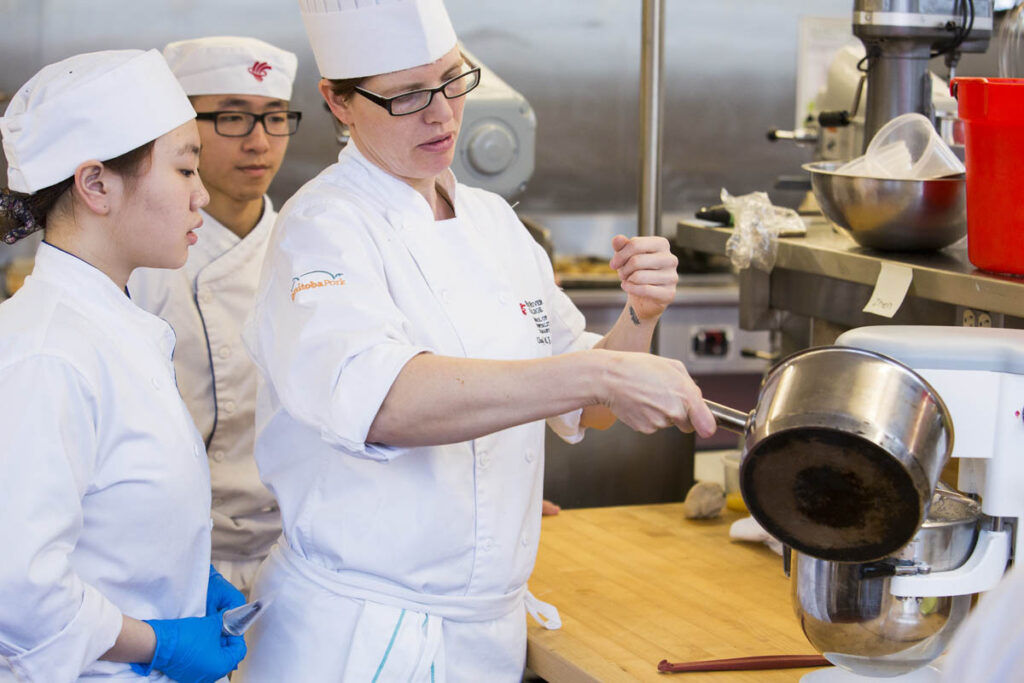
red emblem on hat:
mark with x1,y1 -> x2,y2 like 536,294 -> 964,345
248,61 -> 272,82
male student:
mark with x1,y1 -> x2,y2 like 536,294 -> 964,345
129,36 -> 299,593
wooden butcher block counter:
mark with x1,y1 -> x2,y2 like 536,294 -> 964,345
525,504 -> 828,682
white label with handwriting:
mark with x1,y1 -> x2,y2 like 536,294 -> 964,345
863,262 -> 913,318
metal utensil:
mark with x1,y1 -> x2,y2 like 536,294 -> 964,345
706,345 -> 953,563
221,598 -> 271,637
803,160 -> 966,251
792,488 -> 980,677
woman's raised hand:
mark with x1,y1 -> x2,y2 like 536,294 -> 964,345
609,234 -> 679,322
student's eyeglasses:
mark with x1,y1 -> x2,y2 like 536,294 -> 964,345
354,68 -> 482,117
194,110 -> 303,137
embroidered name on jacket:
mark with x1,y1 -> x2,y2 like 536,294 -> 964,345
291,271 -> 345,301
522,298 -> 551,344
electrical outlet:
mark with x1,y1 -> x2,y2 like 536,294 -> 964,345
961,308 -> 999,328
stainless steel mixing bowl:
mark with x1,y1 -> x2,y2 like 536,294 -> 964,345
803,161 -> 966,251
791,488 -> 981,677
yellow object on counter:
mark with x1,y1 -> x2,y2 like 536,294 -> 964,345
4,258 -> 34,297
726,491 -> 748,513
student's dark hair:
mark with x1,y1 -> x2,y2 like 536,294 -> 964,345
0,140 -> 155,244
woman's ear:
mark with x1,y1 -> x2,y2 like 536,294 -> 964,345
319,78 -> 355,127
71,160 -> 116,216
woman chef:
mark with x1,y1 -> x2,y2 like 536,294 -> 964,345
0,50 -> 246,681
238,0 -> 716,681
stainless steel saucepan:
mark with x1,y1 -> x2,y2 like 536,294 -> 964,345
705,345 -> 954,563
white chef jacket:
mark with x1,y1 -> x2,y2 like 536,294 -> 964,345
129,199 -> 280,566
238,143 -> 599,682
0,243 -> 212,682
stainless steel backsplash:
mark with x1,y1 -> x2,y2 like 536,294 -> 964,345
0,1 -> 999,221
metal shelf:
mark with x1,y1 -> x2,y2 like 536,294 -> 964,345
677,217 -> 1024,321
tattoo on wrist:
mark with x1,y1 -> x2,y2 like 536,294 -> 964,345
629,305 -> 641,326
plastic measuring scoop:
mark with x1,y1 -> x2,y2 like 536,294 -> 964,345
866,112 -> 964,179
221,595 -> 274,637
837,112 -> 965,179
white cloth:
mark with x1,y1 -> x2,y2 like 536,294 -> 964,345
729,516 -> 784,555
940,562 -> 1024,682
128,200 -> 280,572
163,36 -> 298,101
1,50 -> 194,193
238,142 -> 599,681
298,0 -> 457,79
0,243 -> 211,682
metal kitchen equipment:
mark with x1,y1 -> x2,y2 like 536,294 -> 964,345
803,160 -> 966,251
782,325 -> 1023,682
853,0 -> 993,148
706,344 -> 953,562
791,487 -> 980,679
449,49 -> 536,200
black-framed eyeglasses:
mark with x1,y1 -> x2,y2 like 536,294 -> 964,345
354,67 -> 482,116
194,110 -> 302,137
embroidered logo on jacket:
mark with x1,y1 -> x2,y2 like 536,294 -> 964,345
291,271 -> 345,301
248,61 -> 272,82
521,298 -> 551,344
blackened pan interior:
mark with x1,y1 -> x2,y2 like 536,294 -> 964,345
741,427 -> 922,562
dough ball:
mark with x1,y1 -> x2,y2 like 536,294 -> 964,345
683,481 -> 726,519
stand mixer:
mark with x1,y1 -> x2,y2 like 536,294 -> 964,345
854,0 -> 993,147
788,325 -> 1023,681
771,1 -> 993,159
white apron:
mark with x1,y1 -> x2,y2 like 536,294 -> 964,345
239,144 -> 595,681
0,243 -> 211,682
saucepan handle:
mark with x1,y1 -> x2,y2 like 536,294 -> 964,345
705,400 -> 749,434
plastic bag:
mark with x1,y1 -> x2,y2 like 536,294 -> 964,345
721,188 -> 804,271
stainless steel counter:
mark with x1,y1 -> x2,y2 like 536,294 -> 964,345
676,217 -> 1024,351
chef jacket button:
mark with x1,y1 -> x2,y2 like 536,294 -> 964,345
218,346 -> 231,359
520,533 -> 529,547
224,400 -> 236,414
209,518 -> 214,530
478,450 -> 490,469
192,444 -> 201,459
498,291 -> 509,304
524,449 -> 535,463
212,450 -> 225,462
481,538 -> 494,552
440,289 -> 451,304
151,376 -> 162,390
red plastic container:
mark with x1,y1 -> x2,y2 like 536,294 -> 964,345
951,77 -> 1024,275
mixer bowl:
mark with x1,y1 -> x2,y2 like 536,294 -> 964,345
803,161 -> 966,251
791,489 -> 980,677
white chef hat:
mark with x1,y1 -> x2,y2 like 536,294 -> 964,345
1,49 -> 195,194
163,36 -> 298,101
299,0 -> 457,80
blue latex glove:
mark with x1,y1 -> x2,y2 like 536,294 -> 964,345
130,610 -> 247,683
206,565 -> 246,616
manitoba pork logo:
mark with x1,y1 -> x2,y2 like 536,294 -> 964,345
248,61 -> 272,82
290,270 -> 345,301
